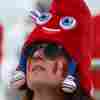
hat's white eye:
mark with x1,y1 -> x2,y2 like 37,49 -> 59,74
59,16 -> 77,30
36,13 -> 52,25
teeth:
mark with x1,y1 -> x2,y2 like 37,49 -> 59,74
42,27 -> 60,32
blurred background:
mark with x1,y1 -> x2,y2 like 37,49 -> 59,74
0,0 -> 100,100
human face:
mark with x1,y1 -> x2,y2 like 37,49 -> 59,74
26,47 -> 68,90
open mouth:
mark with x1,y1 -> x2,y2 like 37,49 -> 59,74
42,27 -> 60,32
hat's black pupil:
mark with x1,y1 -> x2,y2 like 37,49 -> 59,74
65,19 -> 69,23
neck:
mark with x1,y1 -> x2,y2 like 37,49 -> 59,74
32,86 -> 64,100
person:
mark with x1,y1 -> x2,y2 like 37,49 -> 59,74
11,42 -> 93,100
10,0 -> 95,99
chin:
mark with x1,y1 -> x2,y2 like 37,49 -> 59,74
28,79 -> 60,89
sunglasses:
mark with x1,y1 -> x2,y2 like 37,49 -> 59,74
26,43 -> 68,60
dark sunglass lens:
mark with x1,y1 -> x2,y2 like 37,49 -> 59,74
44,44 -> 61,59
30,43 -> 47,57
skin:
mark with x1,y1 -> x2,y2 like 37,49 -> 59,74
26,48 -> 67,100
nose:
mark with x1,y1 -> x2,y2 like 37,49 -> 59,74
46,15 -> 60,29
33,48 -> 45,60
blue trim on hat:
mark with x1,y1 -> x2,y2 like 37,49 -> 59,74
67,60 -> 76,76
19,54 -> 27,73
18,46 -> 34,73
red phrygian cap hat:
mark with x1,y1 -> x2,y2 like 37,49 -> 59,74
23,0 -> 94,96
92,15 -> 100,90
92,15 -> 100,58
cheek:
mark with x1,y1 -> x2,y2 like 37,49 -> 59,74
45,61 -> 57,74
57,58 -> 68,77
52,62 -> 58,74
62,61 -> 68,77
